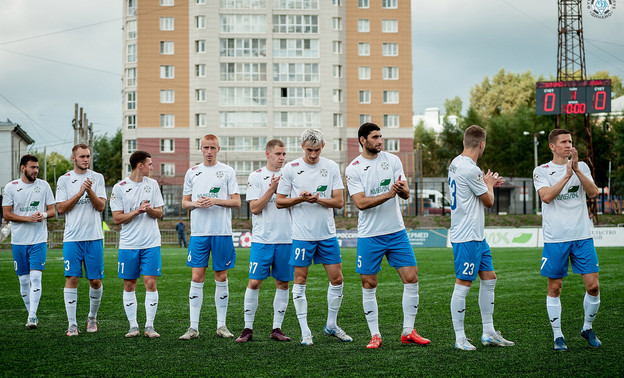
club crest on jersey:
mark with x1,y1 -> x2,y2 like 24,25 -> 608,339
381,162 -> 389,170
247,182 -> 252,188
144,186 -> 151,193
320,169 -> 328,177
216,171 -> 225,179
533,173 -> 539,180
476,173 -> 483,183
34,186 -> 41,193
110,193 -> 117,201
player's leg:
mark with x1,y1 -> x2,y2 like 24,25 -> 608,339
26,242 -> 46,327
12,245 -> 31,317
356,235 -> 385,346
141,247 -> 162,338
570,239 -> 601,347
318,237 -> 351,342
118,248 -> 140,337
63,242 -> 82,335
237,243 -> 269,342
290,240 -> 315,345
451,242 -> 476,350
270,244 -> 293,341
542,242 -> 570,350
84,240 -> 104,333
180,236 -> 210,339
212,236 -> 236,338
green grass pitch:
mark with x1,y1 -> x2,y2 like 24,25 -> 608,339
0,246 -> 623,376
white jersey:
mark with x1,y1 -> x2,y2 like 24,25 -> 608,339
276,156 -> 343,241
56,170 -> 106,242
183,162 -> 239,236
533,161 -> 593,243
448,155 -> 488,243
247,167 -> 292,244
110,176 -> 164,249
345,152 -> 405,237
2,178 -> 55,245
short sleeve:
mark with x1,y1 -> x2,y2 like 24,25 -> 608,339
2,184 -> 13,206
345,165 -> 364,196
392,155 -> 406,182
331,162 -> 344,191
44,182 -> 55,206
95,173 -> 107,199
246,172 -> 261,202
533,166 -> 549,192
110,185 -> 124,212
55,176 -> 68,203
151,181 -> 165,208
465,166 -> 487,197
276,165 -> 293,196
183,168 -> 194,196
227,167 -> 239,195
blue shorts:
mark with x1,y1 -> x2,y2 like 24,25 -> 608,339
249,243 -> 294,282
452,240 -> 494,281
12,242 -> 47,276
187,236 -> 236,271
356,230 -> 417,275
118,247 -> 162,279
541,238 -> 599,279
63,240 -> 104,280
290,237 -> 342,267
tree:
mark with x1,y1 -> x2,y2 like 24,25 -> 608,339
469,69 -> 538,121
93,129 -> 123,186
589,70 -> 623,98
443,96 -> 463,117
32,150 -> 73,192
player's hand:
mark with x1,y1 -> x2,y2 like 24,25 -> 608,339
195,196 -> 209,208
31,212 -> 44,222
80,178 -> 93,194
137,200 -> 151,214
391,174 -> 406,194
203,197 -> 216,208
306,193 -> 320,203
483,170 -> 504,188
269,174 -> 280,193
569,147 -> 579,172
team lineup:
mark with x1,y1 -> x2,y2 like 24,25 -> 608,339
1,124 -> 602,350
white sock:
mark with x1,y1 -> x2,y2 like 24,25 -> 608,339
273,288 -> 289,330
64,288 -> 78,327
326,283 -> 343,330
582,292 -> 600,331
292,284 -> 311,337
243,287 -> 259,330
451,283 -> 471,341
215,280 -> 229,328
479,279 -> 496,335
363,287 -> 380,337
29,270 -> 43,318
402,282 -> 419,335
189,281 -> 203,330
123,290 -> 139,329
547,295 -> 563,340
145,291 -> 158,328
88,286 -> 103,319
18,274 -> 30,313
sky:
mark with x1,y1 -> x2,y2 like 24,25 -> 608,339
0,0 -> 622,154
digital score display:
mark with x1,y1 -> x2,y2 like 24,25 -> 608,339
535,80 -> 611,115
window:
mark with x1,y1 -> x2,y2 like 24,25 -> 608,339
126,115 -> 136,129
273,39 -> 318,58
160,90 -> 175,103
127,0 -> 137,15
332,17 -> 342,30
358,19 -> 369,33
160,139 -> 175,152
272,15 -> 318,33
160,163 -> 175,177
273,0 -> 318,10
332,0 -> 341,5
195,40 -> 206,53
195,15 -> 205,29
126,68 -> 136,86
160,65 -> 175,79
274,87 -> 319,106
383,90 -> 399,104
221,15 -> 267,33
333,89 -> 342,103
358,66 -> 370,80
196,89 -> 206,102
221,112 -> 267,128
126,44 -> 136,63
160,17 -> 174,31
333,138 -> 342,151
382,42 -> 398,56
383,114 -> 399,128
197,0 -> 206,4
273,112 -> 319,128
219,87 -> 267,106
333,113 -> 343,127
126,92 -> 136,110
221,137 -> 267,152
221,63 -> 267,81
382,66 -> 398,80
125,164 -> 132,177
359,90 -> 371,104
160,0 -> 174,5
195,113 -> 206,127
273,63 -> 318,82
127,21 -> 137,39
196,138 -> 202,150
196,64 -> 206,77
160,114 -> 175,128
333,65 -> 342,78
220,38 -> 266,57
221,0 -> 266,8
358,42 -> 370,56
359,114 -> 371,125
382,0 -> 397,8
382,19 -> 398,33
126,139 -> 137,154
160,41 -> 174,55
358,0 -> 369,8
332,41 -> 342,54
384,139 -> 399,151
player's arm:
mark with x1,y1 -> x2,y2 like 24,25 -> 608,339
350,190 -> 394,211
2,205 -> 40,223
112,207 -> 143,225
249,175 -> 279,215
570,151 -> 598,199
275,193 -> 306,208
478,170 -> 503,209
44,204 -> 55,219
182,194 -> 199,210
537,164 -> 573,204
144,205 -> 163,219
393,175 -> 409,200
86,188 -> 106,212
317,189 -> 344,209
214,193 -> 241,208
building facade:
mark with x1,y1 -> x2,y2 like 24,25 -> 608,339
122,0 -> 413,214
0,119 -> 35,193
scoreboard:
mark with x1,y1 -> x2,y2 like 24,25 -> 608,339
535,80 -> 611,115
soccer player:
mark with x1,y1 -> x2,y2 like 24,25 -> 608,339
345,123 -> 430,349
110,150 -> 164,338
275,129 -> 351,346
179,134 -> 241,340
447,125 -> 514,351
235,139 -> 293,343
533,129 -> 601,351
2,154 -> 55,329
56,144 -> 106,336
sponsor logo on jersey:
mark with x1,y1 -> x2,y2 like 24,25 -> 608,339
556,185 -> 580,201
195,171 -> 202,176
30,201 -> 40,207
77,198 -> 92,205
549,171 -> 556,175
119,181 -> 127,186
476,173 -> 483,183
364,166 -> 370,171
351,160 -> 360,166
209,187 -> 220,193
449,164 -> 457,174
263,176 -> 270,180
369,179 -> 392,196
255,168 -> 262,172
533,173 -> 539,180
12,181 -> 18,184
72,179 -> 78,183
64,173 -> 71,176
320,169 -> 328,177
16,188 -> 23,192
19,201 -> 41,212
297,170 -> 304,175
126,188 -> 133,193
191,165 -> 199,170
291,162 -> 299,167
568,185 -> 579,193
542,164 -> 550,168
316,185 -> 328,197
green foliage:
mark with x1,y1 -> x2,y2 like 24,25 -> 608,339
611,117 -> 624,193
469,69 -> 537,121
93,129 -> 123,186
589,70 -> 624,98
443,96 -> 462,117
32,151 -> 73,191
1,247 -> 623,376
